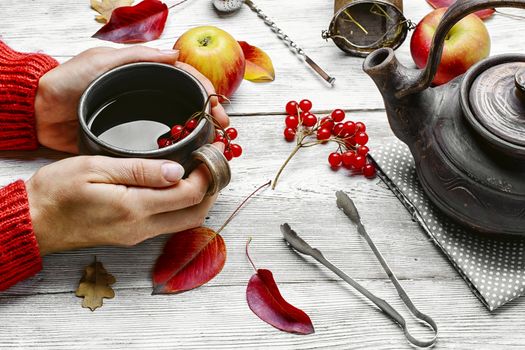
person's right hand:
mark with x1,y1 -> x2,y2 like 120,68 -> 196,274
25,149 -> 223,256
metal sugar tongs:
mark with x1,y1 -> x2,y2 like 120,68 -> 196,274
213,0 -> 335,85
281,191 -> 438,348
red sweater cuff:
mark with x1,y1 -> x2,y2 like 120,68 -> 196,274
0,180 -> 42,291
0,42 -> 59,150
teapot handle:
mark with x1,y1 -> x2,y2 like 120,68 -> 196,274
400,0 -> 525,97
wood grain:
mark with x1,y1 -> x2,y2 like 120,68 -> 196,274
1,0 -> 525,348
1,0 -> 524,114
1,280 -> 525,349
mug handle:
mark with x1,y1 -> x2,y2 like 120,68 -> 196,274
189,144 -> 231,196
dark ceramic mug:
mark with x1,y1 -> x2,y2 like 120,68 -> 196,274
78,62 -> 231,195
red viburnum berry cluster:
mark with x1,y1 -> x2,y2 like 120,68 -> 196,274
156,95 -> 242,162
213,127 -> 242,161
274,99 -> 376,189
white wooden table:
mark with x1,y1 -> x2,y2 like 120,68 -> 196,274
1,1 -> 525,348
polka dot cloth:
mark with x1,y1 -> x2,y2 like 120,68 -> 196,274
372,140 -> 525,311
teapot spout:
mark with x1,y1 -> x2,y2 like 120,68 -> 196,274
363,48 -> 433,144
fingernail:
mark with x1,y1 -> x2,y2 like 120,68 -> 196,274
160,49 -> 179,55
162,162 -> 185,182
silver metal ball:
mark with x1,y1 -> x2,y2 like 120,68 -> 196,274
212,0 -> 244,14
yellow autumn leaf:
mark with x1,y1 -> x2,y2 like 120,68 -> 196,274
91,0 -> 134,23
238,41 -> 275,83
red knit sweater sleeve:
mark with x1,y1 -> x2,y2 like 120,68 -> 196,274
0,41 -> 58,150
0,42 -> 58,291
0,180 -> 42,291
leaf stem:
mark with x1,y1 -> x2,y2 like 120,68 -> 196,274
245,237 -> 258,272
168,0 -> 190,9
272,141 -> 302,190
216,181 -> 272,235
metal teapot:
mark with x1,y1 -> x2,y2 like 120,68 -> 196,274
363,0 -> 525,235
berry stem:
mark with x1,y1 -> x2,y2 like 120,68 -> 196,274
272,140 -> 303,190
216,181 -> 271,235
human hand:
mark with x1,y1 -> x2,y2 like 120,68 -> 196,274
26,145 -> 224,255
35,46 -> 229,153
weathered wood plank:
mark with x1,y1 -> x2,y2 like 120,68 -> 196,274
1,0 -> 524,114
0,112 -> 460,296
1,280 -> 523,349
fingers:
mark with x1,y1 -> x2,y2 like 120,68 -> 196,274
126,162 -> 212,215
147,192 -> 219,239
97,46 -> 180,72
87,156 -> 185,188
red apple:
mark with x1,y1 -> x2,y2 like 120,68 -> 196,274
174,26 -> 245,98
410,8 -> 490,86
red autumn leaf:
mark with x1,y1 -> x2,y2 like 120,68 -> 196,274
426,0 -> 495,19
238,41 -> 275,82
93,0 -> 169,43
245,240 -> 314,335
152,227 -> 226,294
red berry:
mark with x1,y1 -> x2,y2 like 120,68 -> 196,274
331,109 -> 345,122
181,130 -> 191,139
185,118 -> 198,131
226,127 -> 238,140
328,152 -> 342,167
299,99 -> 312,112
230,144 -> 242,157
355,132 -> 369,145
357,145 -> 369,156
171,125 -> 184,139
356,121 -> 366,132
302,112 -> 317,127
214,134 -> 225,143
342,121 -> 356,136
363,163 -> 376,178
354,155 -> 366,169
157,137 -> 172,148
320,117 -> 334,131
317,128 -> 332,140
341,151 -> 356,167
284,127 -> 296,141
285,101 -> 299,116
285,115 -> 299,129
224,149 -> 233,161
332,123 -> 345,137
317,128 -> 331,141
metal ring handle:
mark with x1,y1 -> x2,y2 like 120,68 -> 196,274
191,144 -> 231,196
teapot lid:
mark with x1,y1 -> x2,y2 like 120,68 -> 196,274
467,58 -> 525,148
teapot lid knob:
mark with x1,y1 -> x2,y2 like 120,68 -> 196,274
515,68 -> 525,101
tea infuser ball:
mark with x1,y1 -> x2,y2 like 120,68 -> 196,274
212,0 -> 243,14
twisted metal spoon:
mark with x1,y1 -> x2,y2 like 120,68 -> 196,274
212,0 -> 335,85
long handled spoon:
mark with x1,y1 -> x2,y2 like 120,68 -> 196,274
212,0 -> 335,85
281,192 -> 438,347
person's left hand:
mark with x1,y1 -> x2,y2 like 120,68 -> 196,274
35,46 -> 229,153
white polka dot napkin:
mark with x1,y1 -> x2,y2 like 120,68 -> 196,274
372,140 -> 525,311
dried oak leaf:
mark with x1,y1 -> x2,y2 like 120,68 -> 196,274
75,258 -> 116,311
91,0 -> 134,23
